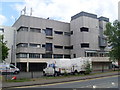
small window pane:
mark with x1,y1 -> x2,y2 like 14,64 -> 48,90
80,27 -> 89,32
29,43 -> 41,48
42,54 -> 52,58
81,43 -> 89,48
54,54 -> 63,58
54,31 -> 63,35
54,45 -> 63,49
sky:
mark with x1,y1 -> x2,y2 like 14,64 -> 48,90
0,0 -> 119,26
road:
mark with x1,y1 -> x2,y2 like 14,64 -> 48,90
4,75 -> 119,90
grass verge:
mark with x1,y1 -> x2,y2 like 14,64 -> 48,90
5,70 -> 119,82
6,78 -> 32,82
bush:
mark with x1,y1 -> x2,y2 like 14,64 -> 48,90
85,62 -> 92,75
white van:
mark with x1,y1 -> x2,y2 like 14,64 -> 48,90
71,57 -> 92,74
0,63 -> 20,75
43,58 -> 92,76
43,59 -> 72,76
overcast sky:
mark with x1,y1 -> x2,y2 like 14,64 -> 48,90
0,0 -> 119,26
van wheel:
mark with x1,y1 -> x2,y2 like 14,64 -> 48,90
54,72 -> 59,77
14,71 -> 19,74
73,70 -> 78,75
43,71 -> 46,76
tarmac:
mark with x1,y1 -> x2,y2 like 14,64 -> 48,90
2,71 -> 119,88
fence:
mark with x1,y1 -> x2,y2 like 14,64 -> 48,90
2,71 -> 43,80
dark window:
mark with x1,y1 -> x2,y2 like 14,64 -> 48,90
0,28 -> 4,32
64,55 -> 70,58
42,54 -> 52,58
16,43 -> 28,48
54,45 -> 63,49
54,54 -> 63,58
17,26 -> 28,32
45,28 -> 53,36
42,44 -> 45,48
29,43 -> 41,48
46,43 -> 52,51
71,31 -> 73,35
64,46 -> 73,49
30,28 -> 41,33
29,53 -> 40,58
16,53 -> 27,58
81,43 -> 89,48
64,32 -> 71,36
73,54 -> 76,58
10,65 -> 15,68
54,31 -> 63,35
80,27 -> 89,32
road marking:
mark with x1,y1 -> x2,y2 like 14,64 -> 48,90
93,85 -> 97,88
81,81 -> 118,88
7,75 -> 118,89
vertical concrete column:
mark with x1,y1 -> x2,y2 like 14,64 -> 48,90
27,53 -> 29,72
27,61 -> 29,72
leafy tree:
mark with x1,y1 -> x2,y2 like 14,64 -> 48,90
0,35 -> 9,62
84,61 -> 92,74
104,20 -> 120,66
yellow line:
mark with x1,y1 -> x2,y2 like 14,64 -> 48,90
8,75 -> 119,89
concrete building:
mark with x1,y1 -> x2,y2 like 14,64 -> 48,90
13,11 -> 111,72
118,1 -> 120,21
0,26 -> 16,64
70,12 -> 109,58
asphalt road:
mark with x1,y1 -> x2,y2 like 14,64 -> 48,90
5,75 -> 119,90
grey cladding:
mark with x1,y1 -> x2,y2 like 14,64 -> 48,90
71,11 -> 97,21
98,17 -> 109,22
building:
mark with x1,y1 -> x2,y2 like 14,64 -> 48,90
13,11 -> 111,72
0,26 -> 16,64
70,12 -> 109,58
118,1 -> 120,21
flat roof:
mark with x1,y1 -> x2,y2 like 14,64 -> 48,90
71,11 -> 97,21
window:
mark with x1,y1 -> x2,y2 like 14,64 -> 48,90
64,32 -> 71,36
46,43 -> 52,51
73,54 -> 76,58
0,28 -> 4,32
81,43 -> 89,48
80,27 -> 89,32
17,26 -> 28,32
45,28 -> 53,36
42,44 -> 45,48
29,43 -> 41,48
16,43 -> 28,48
30,28 -> 41,33
54,54 -> 63,58
42,54 -> 52,58
54,31 -> 63,35
64,55 -> 70,58
16,53 -> 27,58
29,53 -> 40,58
54,45 -> 63,49
10,65 -> 15,68
64,46 -> 73,49
71,31 -> 73,35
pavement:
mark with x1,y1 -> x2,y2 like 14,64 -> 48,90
2,71 -> 119,88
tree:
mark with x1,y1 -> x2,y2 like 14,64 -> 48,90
84,61 -> 92,74
0,35 -> 9,62
104,20 -> 120,66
